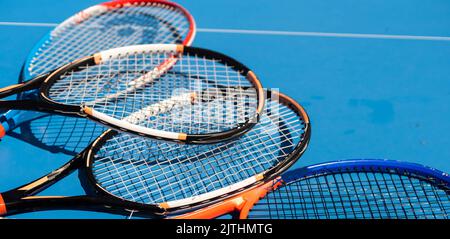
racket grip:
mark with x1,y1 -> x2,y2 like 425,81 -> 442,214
0,100 -> 47,111
0,194 -> 6,216
0,194 -> 165,217
0,84 -> 22,97
0,74 -> 46,99
0,125 -> 5,138
0,100 -> 80,117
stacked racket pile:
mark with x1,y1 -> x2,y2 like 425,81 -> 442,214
0,0 -> 448,219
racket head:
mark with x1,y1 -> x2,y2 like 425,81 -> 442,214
1,0 -> 196,141
79,90 -> 309,215
0,129 -> 166,217
21,0 -> 196,81
0,91 -> 309,217
37,44 -> 266,143
247,159 -> 450,219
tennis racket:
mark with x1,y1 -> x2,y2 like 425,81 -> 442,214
0,44 -> 265,143
24,0 -> 196,80
1,0 -> 196,143
0,90 -> 310,217
176,159 -> 450,219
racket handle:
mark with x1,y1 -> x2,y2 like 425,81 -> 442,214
0,194 -> 6,215
0,73 -> 47,99
0,124 -> 4,138
0,110 -> 46,137
0,195 -> 164,217
2,155 -> 84,201
0,99 -> 80,116
0,100 -> 49,111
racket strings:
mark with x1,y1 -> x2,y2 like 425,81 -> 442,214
96,121 -> 286,201
248,171 -> 450,219
48,51 -> 259,135
90,98 -> 306,205
29,3 -> 191,77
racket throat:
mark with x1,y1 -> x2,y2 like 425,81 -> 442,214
0,73 -> 48,99
1,195 -> 164,218
0,99 -> 81,116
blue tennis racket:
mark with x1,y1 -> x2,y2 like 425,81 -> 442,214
177,159 -> 450,219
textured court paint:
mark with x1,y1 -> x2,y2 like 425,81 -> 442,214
0,0 -> 449,218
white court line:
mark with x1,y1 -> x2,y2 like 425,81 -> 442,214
0,21 -> 58,27
1,21 -> 450,41
197,28 -> 450,41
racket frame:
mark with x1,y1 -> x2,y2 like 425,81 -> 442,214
283,159 -> 450,184
176,159 -> 450,219
0,129 -> 165,217
164,91 -> 310,215
0,91 -> 310,217
0,44 -> 265,143
22,0 -> 196,80
0,0 -> 197,139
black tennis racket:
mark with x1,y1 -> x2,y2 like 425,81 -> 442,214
0,44 -> 265,144
0,91 -> 310,217
2,0 -> 196,151
177,159 -> 450,219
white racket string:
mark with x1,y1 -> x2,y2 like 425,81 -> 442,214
47,50 -> 258,136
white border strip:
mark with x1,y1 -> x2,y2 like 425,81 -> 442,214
1,21 -> 450,41
0,21 -> 57,27
197,28 -> 450,41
